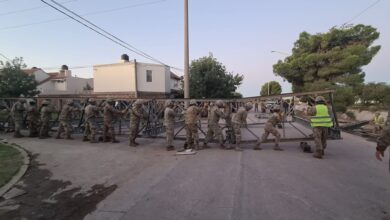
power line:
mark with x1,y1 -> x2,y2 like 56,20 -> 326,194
343,0 -> 381,25
0,0 -> 166,31
0,0 -> 78,17
0,52 -> 12,61
50,0 -> 167,65
40,0 -> 181,70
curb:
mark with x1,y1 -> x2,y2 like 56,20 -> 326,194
0,142 -> 30,198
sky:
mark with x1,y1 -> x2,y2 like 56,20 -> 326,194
0,0 -> 389,97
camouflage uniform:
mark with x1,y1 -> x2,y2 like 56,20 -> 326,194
308,96 -> 333,158
204,100 -> 226,148
83,100 -> 101,143
129,100 -> 147,147
184,100 -> 201,150
255,110 -> 283,151
56,100 -> 78,139
26,100 -> 40,137
11,99 -> 26,138
376,113 -> 390,172
231,103 -> 252,151
103,99 -> 123,143
164,100 -> 177,151
39,101 -> 53,138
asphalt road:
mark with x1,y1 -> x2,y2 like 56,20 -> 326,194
1,124 -> 389,220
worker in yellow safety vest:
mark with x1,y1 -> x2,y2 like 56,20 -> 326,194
372,112 -> 384,134
308,96 -> 334,159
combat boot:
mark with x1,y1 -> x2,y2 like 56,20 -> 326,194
202,143 -> 210,149
129,141 -> 137,147
273,145 -> 284,151
166,145 -> 174,151
14,132 -> 24,138
219,144 -> 226,149
313,150 -> 323,159
82,136 -> 89,142
112,139 -> 120,143
253,143 -> 262,150
55,134 -> 63,139
90,139 -> 98,143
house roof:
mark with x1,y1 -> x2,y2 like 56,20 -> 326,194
22,67 -> 42,75
170,72 -> 181,80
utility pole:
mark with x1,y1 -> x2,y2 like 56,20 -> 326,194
267,82 -> 270,96
184,0 -> 190,105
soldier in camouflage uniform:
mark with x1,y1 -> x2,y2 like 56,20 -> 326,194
26,99 -> 40,137
39,100 -> 53,139
203,100 -> 226,149
254,105 -> 284,151
229,102 -> 252,151
11,97 -> 26,138
164,100 -> 178,151
308,96 -> 334,159
375,112 -> 390,173
103,98 -> 125,143
83,98 -> 101,143
129,99 -> 147,147
184,99 -> 202,150
56,99 -> 79,140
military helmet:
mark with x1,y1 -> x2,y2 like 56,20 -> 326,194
19,95 -> 26,103
245,102 -> 253,110
106,98 -> 115,104
215,100 -> 224,108
42,100 -> 50,105
88,98 -> 96,104
315,96 -> 326,103
134,99 -> 144,106
66,99 -> 74,105
189,99 -> 197,106
29,99 -> 36,104
165,100 -> 173,107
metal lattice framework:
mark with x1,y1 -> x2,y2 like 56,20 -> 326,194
0,90 -> 341,144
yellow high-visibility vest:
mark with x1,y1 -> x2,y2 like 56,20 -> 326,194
310,104 -> 333,128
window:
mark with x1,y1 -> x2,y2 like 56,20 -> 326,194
146,70 -> 152,82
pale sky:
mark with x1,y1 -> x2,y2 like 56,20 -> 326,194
0,0 -> 389,97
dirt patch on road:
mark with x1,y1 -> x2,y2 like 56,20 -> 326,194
0,154 -> 117,220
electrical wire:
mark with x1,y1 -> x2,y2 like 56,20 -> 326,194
50,0 -> 167,65
40,0 -> 182,70
0,0 -> 166,31
0,0 -> 78,16
0,52 -> 12,61
343,0 -> 381,25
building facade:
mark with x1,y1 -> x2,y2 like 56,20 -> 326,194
93,55 -> 181,98
23,66 -> 93,96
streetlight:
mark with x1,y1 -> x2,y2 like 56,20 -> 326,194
271,50 -> 291,56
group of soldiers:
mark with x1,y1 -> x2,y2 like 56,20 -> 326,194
9,97 -> 149,146
8,95 -> 362,161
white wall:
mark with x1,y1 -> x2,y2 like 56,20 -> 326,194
33,69 -> 49,82
170,78 -> 180,91
93,63 -> 136,93
136,63 -> 169,93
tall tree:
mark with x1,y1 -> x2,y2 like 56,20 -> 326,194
189,55 -> 243,98
0,57 -> 39,97
273,24 -> 381,111
260,81 -> 282,96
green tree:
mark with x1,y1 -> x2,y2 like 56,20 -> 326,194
360,82 -> 390,105
273,24 -> 380,111
0,57 -> 39,97
260,81 -> 282,96
189,55 -> 243,98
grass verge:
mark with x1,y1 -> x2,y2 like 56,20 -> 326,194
0,143 -> 23,187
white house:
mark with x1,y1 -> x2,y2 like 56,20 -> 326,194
23,66 -> 93,95
93,54 -> 181,98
